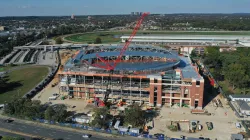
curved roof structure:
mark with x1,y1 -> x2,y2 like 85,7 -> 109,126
72,45 -> 180,72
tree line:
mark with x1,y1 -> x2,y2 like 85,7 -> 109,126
4,98 -> 158,129
202,47 -> 250,93
4,98 -> 69,122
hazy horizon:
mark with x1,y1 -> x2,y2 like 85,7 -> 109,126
0,0 -> 250,17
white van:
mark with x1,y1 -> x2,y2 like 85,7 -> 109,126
48,96 -> 57,101
235,122 -> 241,128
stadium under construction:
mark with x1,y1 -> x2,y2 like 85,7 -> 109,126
58,45 -> 204,110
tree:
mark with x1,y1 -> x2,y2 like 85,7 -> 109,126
224,63 -> 249,90
124,104 -> 145,127
203,47 -> 221,67
94,37 -> 102,44
91,107 -> 110,128
45,104 -> 68,122
4,99 -> 44,119
55,37 -> 63,44
190,49 -> 197,58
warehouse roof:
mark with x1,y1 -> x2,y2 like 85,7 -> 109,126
121,35 -> 250,40
231,134 -> 243,140
235,100 -> 250,111
230,94 -> 250,99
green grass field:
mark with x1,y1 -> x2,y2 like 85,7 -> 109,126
64,32 -> 122,43
64,31 -> 250,43
0,66 -> 49,104
0,65 -> 14,72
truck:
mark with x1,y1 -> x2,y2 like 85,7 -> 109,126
48,96 -> 57,101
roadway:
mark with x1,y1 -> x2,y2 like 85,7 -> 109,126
0,118 -> 114,140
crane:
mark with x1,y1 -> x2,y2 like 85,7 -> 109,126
93,12 -> 150,71
92,12 -> 149,104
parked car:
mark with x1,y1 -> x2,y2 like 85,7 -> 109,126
235,122 -> 241,128
4,118 -> 13,123
180,135 -> 186,139
52,93 -> 59,97
154,133 -> 164,138
82,134 -> 91,138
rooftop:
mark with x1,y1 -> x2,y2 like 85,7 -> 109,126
231,134 -> 243,140
230,94 -> 250,98
121,35 -> 250,40
178,56 -> 201,80
235,100 -> 250,111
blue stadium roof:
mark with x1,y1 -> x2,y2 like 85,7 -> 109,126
80,51 -> 178,60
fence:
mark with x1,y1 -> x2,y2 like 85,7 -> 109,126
32,118 -> 158,139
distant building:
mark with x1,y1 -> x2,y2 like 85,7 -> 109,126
230,94 -> 250,102
0,26 -> 4,31
88,16 -> 91,20
135,12 -> 139,15
71,14 -> 75,19
131,12 -> 135,16
235,100 -> 250,116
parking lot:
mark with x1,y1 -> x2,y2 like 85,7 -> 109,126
147,95 -> 244,139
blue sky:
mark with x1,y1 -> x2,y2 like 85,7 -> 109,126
0,0 -> 250,16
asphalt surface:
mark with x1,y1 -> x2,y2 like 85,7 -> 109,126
0,130 -> 31,140
0,118 -> 111,140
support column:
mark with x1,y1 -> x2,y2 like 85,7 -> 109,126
101,76 -> 104,99
197,79 -> 204,110
157,78 -> 162,107
140,78 -> 142,105
84,76 -> 87,100
78,87 -> 80,98
149,78 -> 154,106
44,46 -> 46,51
130,77 -> 132,104
170,79 -> 172,107
190,79 -> 196,109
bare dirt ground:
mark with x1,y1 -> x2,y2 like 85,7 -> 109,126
33,83 -> 92,113
33,49 -> 93,114
147,95 -> 244,139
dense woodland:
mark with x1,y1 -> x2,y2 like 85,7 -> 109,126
200,47 -> 250,94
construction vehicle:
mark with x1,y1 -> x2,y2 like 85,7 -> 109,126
117,99 -> 126,107
86,12 -> 149,105
206,122 -> 213,130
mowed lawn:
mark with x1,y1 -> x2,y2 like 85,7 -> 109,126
0,66 -> 49,103
64,31 -> 250,43
65,32 -> 122,43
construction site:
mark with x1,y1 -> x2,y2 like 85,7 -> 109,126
57,44 -> 204,109
55,13 -> 204,110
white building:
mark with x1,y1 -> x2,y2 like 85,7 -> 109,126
235,100 -> 250,116
120,35 -> 250,47
229,95 -> 250,102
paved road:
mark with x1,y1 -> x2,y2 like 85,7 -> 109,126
0,118 -> 111,140
0,129 -> 31,140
